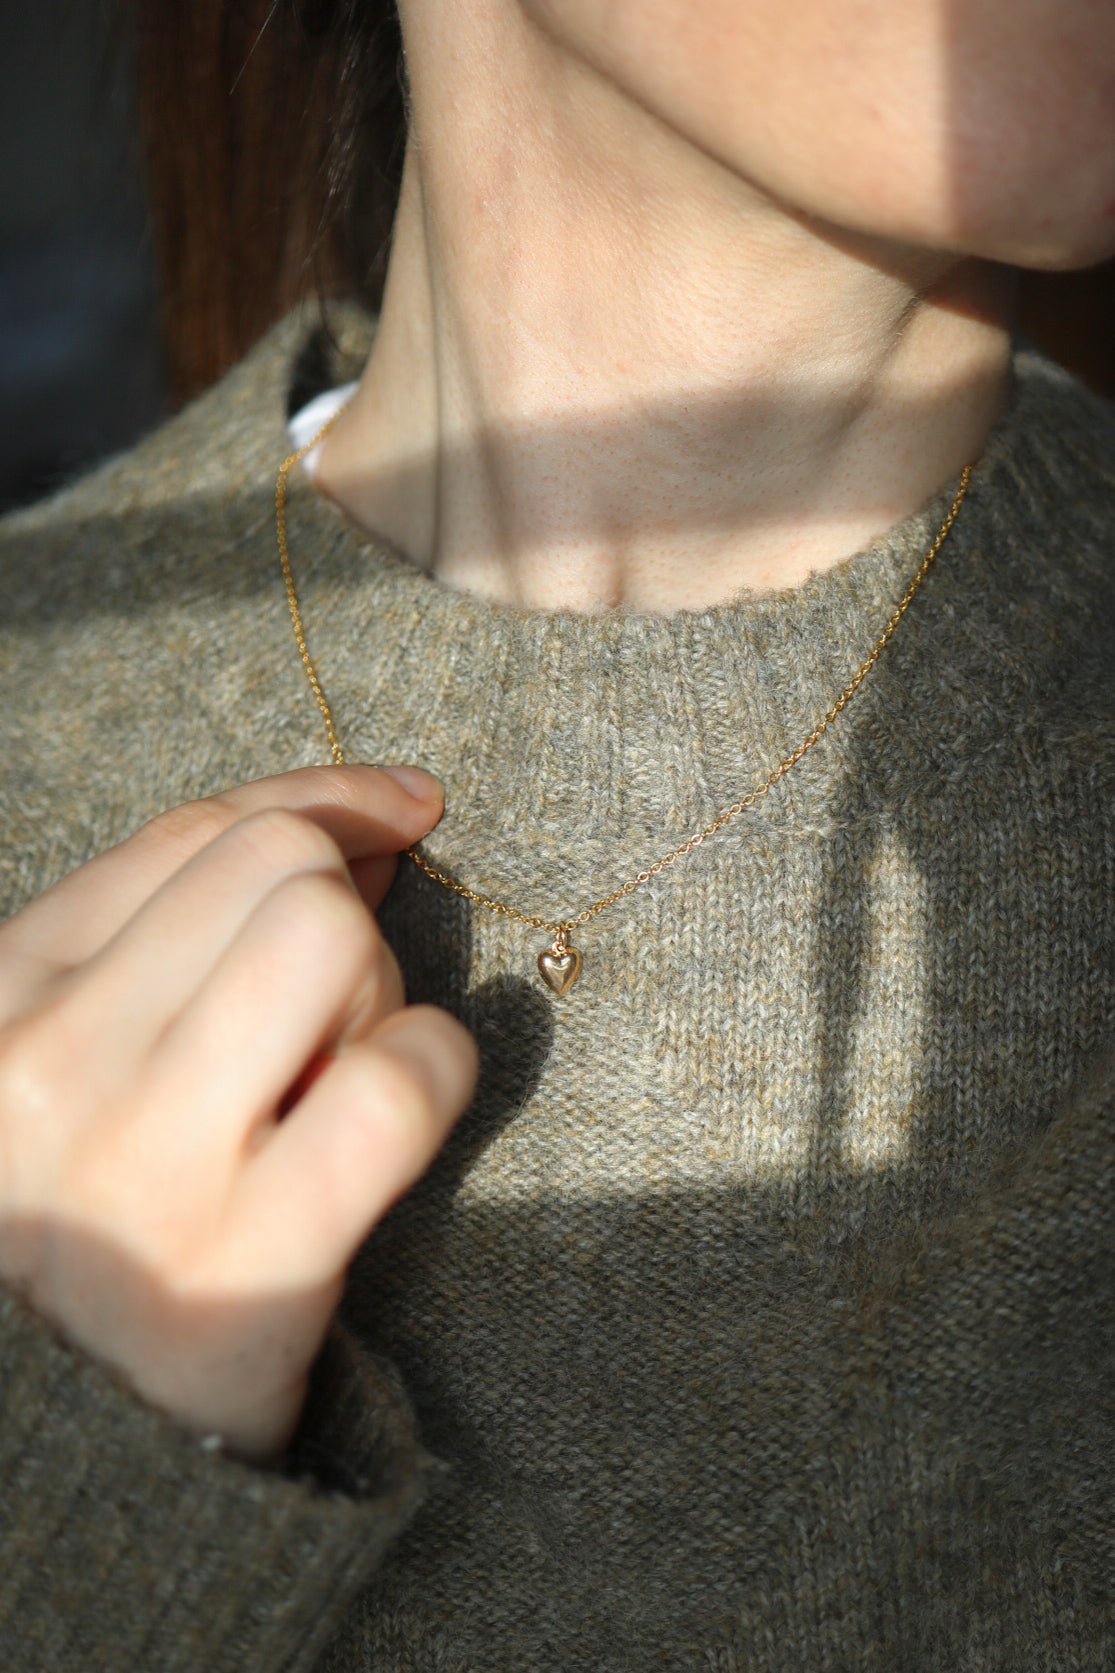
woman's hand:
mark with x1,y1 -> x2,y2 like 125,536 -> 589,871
0,766 -> 478,1462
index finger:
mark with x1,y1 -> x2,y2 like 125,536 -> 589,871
1,764 -> 444,965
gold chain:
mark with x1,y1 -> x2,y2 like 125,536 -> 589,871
277,407 -> 972,993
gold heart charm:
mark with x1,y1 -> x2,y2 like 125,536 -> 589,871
538,946 -> 583,996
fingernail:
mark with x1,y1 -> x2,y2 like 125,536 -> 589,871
378,765 -> 445,802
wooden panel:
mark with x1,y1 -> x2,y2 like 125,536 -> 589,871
1017,261 -> 1115,398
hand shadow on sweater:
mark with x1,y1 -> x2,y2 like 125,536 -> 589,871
377,870 -> 556,1207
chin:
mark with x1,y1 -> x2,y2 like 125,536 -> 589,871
1008,232 -> 1115,275
964,210 -> 1115,275
911,167 -> 1115,276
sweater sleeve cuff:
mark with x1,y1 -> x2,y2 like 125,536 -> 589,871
0,1287 -> 431,1673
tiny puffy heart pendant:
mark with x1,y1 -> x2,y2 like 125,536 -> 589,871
538,930 -> 582,996
538,947 -> 583,995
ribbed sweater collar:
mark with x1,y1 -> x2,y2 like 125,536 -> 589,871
247,309 -> 1093,915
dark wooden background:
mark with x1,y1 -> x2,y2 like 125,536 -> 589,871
1019,264 -> 1115,398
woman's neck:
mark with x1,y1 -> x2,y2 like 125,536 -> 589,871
317,2 -> 1013,615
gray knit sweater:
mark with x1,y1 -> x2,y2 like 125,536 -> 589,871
1,307 -> 1114,1672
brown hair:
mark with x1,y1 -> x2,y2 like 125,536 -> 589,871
130,0 -> 406,405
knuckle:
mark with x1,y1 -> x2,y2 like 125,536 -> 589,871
0,1005 -> 79,1208
142,796 -> 236,862
373,940 -> 406,1013
367,1051 -> 440,1135
233,808 -> 341,878
271,869 -> 372,962
0,1007 -> 67,1127
347,935 -> 405,1027
415,1006 -> 481,1093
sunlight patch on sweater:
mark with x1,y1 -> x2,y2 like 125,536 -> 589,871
836,826 -> 929,1171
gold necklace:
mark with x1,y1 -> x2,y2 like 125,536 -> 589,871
277,409 -> 972,996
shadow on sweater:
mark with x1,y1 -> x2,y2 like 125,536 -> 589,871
3,331 -> 1115,1667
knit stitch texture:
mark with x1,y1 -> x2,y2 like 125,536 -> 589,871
1,306 -> 1113,1672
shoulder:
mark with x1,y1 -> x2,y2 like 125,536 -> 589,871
946,347 -> 1115,721
0,303 -> 374,912
879,346 -> 1115,821
988,346 -> 1115,595
0,302 -> 374,621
